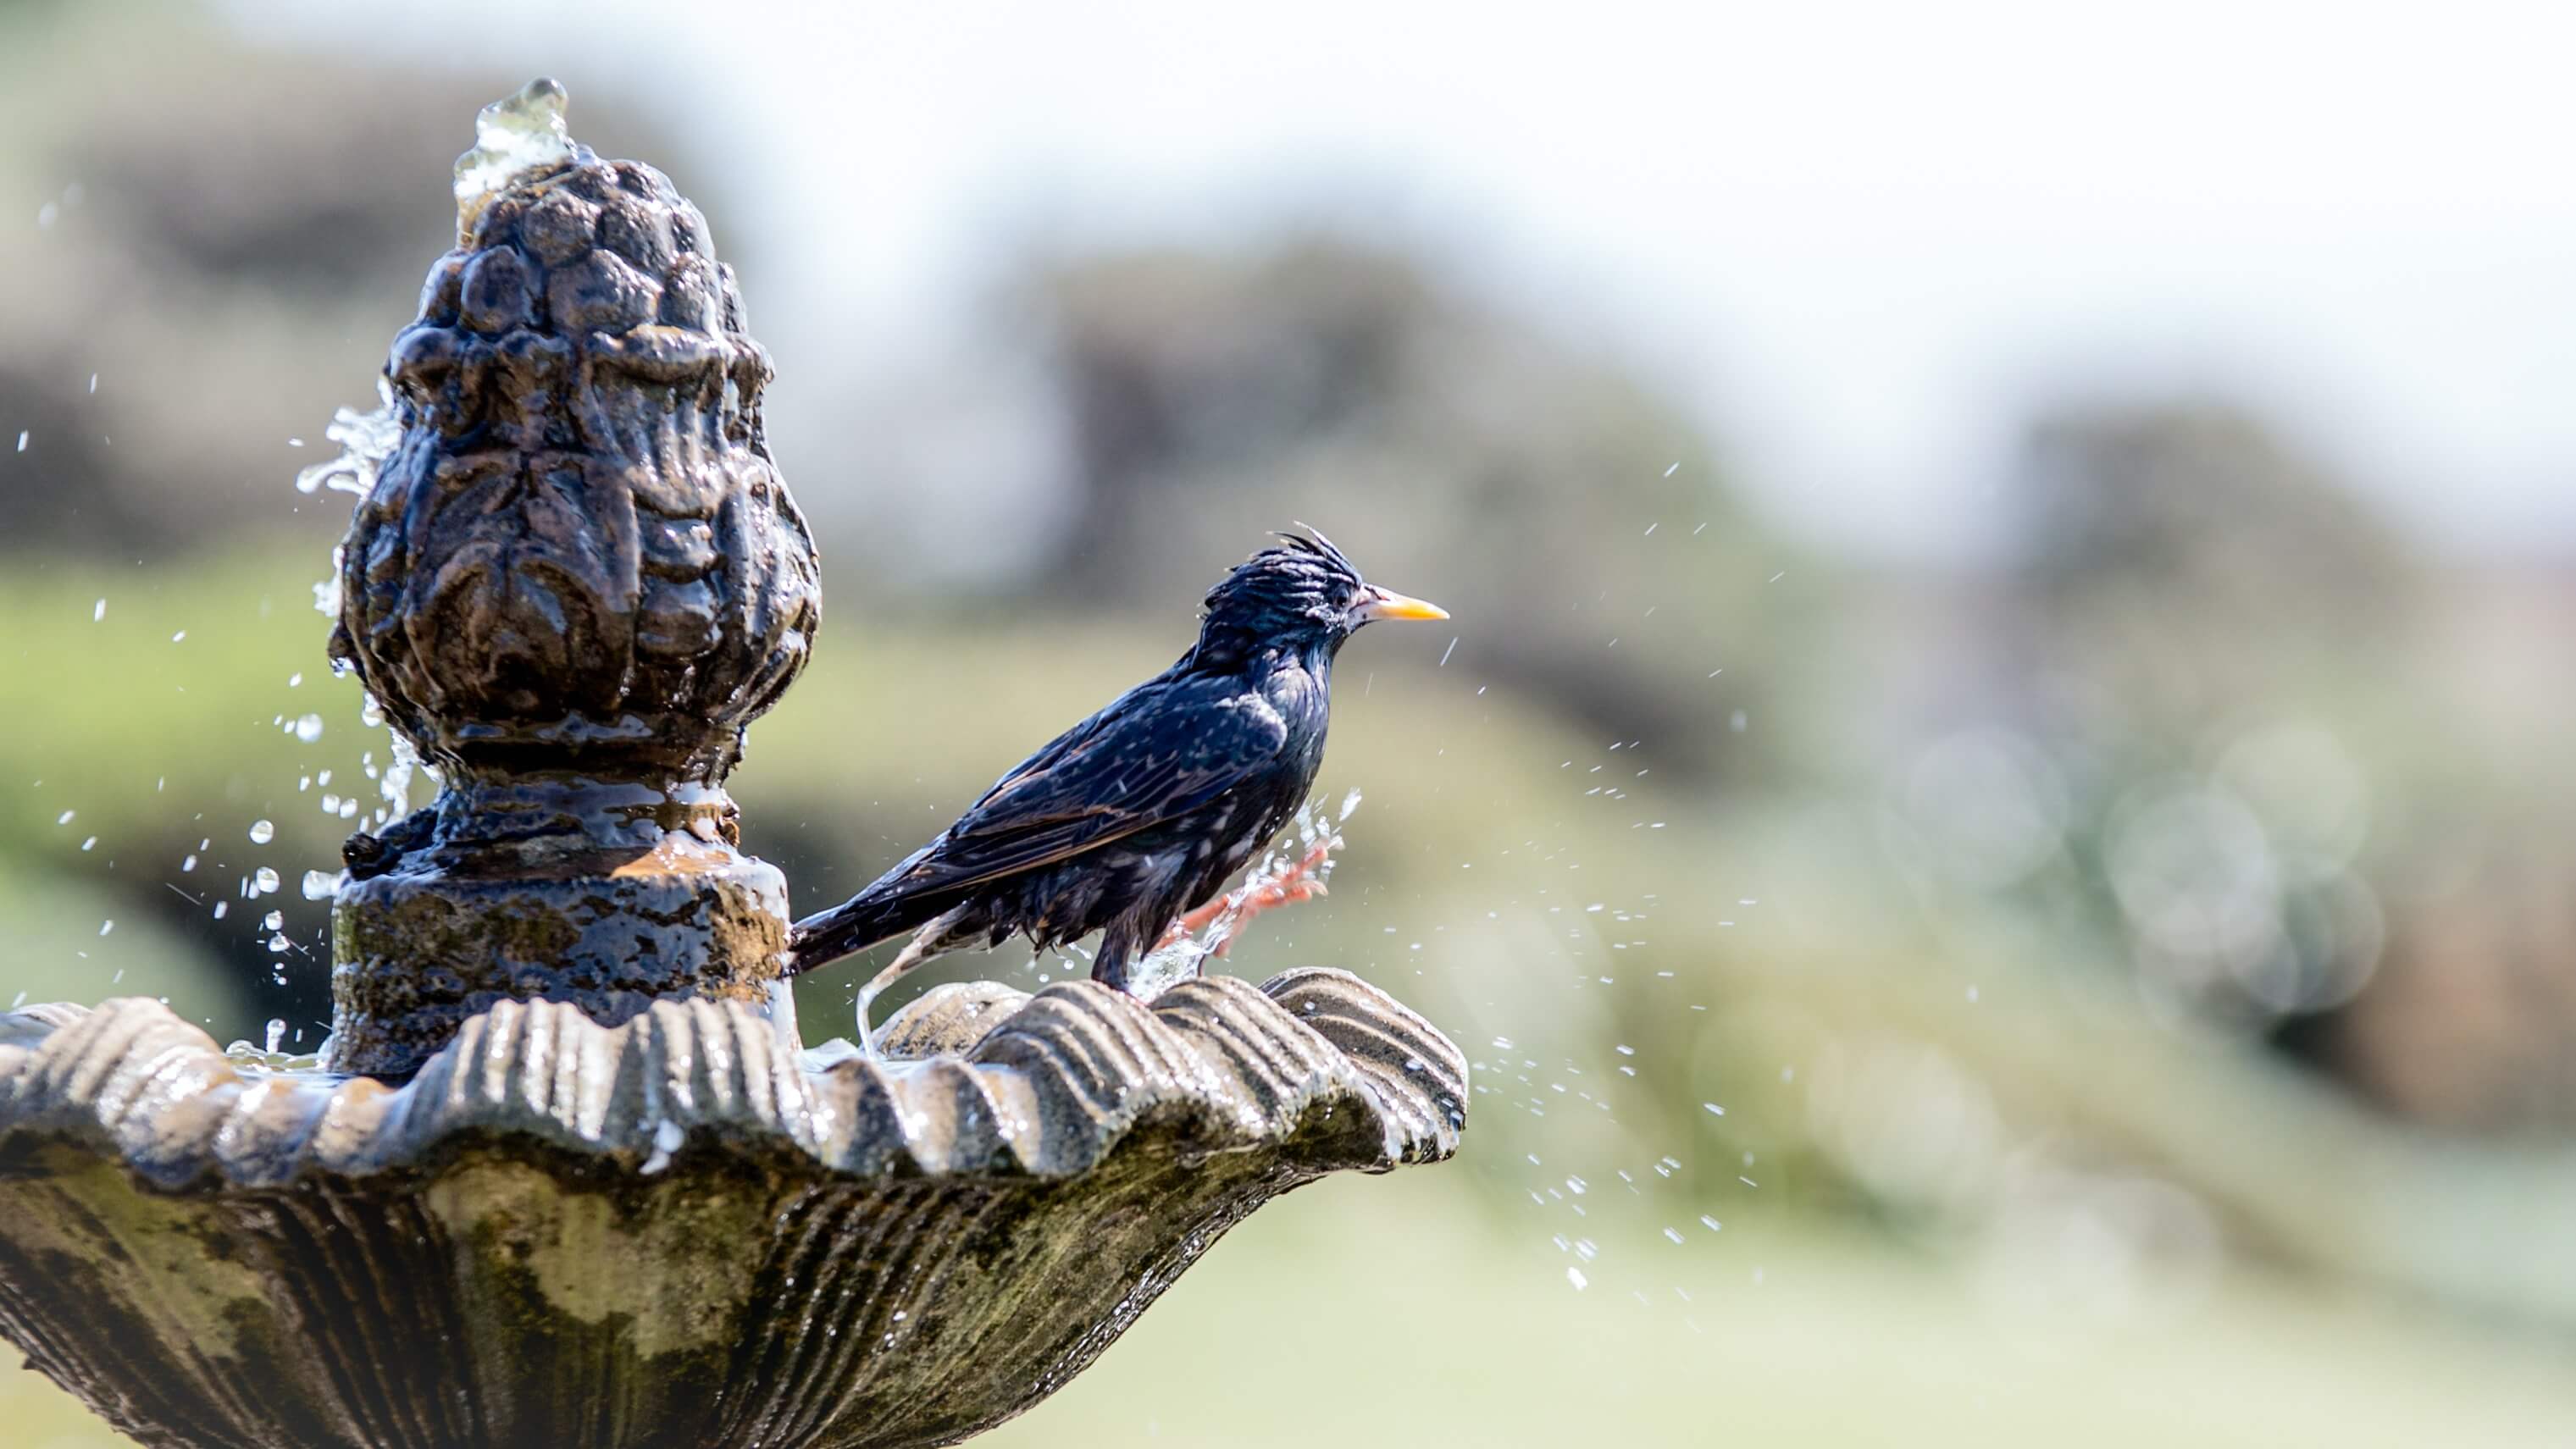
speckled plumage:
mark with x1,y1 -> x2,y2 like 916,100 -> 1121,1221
789,532 -> 1440,1009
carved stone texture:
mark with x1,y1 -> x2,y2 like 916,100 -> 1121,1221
0,969 -> 1466,1449
324,86 -> 821,1077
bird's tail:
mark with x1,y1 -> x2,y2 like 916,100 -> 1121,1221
786,882 -> 964,976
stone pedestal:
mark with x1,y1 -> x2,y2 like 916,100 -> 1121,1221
318,80 -> 819,1072
330,782 -> 790,1076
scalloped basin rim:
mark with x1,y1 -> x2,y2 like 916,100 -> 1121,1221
0,967 -> 1468,1192
0,967 -> 1467,1449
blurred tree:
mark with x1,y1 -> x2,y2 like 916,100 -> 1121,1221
1006,237 -> 1807,783
1994,398 -> 2576,1131
2013,400 -> 2414,733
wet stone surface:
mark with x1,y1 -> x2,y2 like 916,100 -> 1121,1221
321,86 -> 818,1076
0,970 -> 1467,1449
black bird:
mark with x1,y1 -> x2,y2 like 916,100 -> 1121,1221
788,530 -> 1447,1050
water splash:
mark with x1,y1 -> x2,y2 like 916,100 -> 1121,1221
452,78 -> 576,237
375,711 -> 429,821
294,379 -> 401,499
1124,794 -> 1354,998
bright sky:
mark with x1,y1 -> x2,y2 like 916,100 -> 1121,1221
231,0 -> 2576,558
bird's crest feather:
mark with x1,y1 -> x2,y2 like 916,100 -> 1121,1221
1271,524 -> 1360,579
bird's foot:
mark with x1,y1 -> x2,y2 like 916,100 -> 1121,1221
854,987 -> 883,1060
1236,838 -> 1335,917
1161,838 -> 1338,956
852,949 -> 918,1060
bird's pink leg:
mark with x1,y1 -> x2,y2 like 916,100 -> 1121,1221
1161,838 -> 1336,955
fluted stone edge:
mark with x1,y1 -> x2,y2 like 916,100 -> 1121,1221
0,969 -> 1465,1192
0,971 -> 1464,1449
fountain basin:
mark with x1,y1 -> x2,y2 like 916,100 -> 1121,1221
0,968 -> 1465,1449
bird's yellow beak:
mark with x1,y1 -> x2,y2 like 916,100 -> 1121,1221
1354,586 -> 1449,623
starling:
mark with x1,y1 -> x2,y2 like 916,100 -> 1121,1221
788,530 -> 1447,1051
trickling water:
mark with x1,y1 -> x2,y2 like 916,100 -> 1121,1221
1122,794 -> 1354,1000
292,395 -> 435,833
291,379 -> 400,498
451,77 -> 575,234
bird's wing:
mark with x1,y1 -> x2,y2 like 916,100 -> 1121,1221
867,672 -> 1292,900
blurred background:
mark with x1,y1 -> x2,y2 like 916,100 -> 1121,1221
7,0 -> 2576,1442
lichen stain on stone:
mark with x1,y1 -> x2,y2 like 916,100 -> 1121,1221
422,1153 -> 766,1358
0,1142 -> 273,1361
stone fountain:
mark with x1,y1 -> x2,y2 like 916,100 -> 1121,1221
0,81 -> 1465,1449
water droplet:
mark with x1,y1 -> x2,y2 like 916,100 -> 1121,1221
91,598 -> 105,622
301,870 -> 336,900
248,820 -> 275,844
293,714 -> 324,743
97,919 -> 114,937
252,866 -> 280,894
641,1117 -> 685,1175
1565,1267 -> 1588,1291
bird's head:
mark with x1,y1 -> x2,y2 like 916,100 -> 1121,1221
1199,528 -> 1448,661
